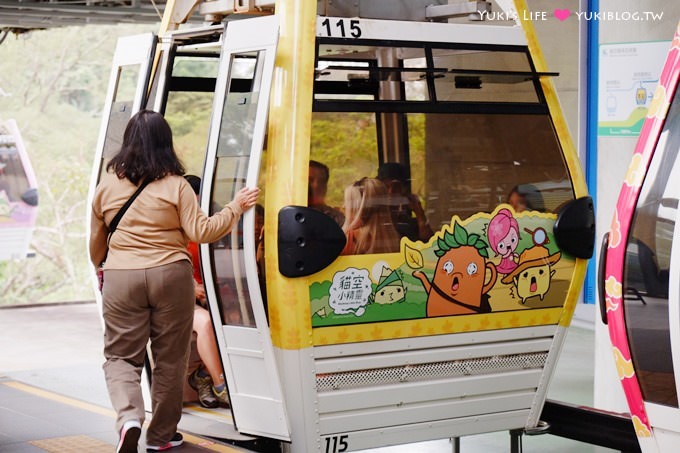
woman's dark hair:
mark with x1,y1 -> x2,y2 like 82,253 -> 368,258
107,110 -> 185,184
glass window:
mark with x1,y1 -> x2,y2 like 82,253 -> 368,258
210,51 -> 264,327
312,40 -> 573,258
315,43 -> 538,104
163,53 -> 221,176
432,48 -> 538,103
100,64 -> 140,178
0,134 -> 29,203
172,54 -> 220,78
420,112 -> 571,223
624,87 -> 680,407
310,112 -> 379,208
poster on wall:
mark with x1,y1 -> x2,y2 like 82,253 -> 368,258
598,41 -> 670,136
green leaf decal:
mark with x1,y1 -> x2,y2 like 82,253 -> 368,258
453,223 -> 468,245
444,230 -> 458,248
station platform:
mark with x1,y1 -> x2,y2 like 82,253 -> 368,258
0,302 -> 616,452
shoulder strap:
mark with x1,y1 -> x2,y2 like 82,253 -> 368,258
108,178 -> 151,235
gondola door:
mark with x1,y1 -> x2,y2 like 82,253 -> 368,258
603,29 -> 680,453
199,16 -> 290,440
87,33 -> 156,293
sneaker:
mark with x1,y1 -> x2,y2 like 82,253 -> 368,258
212,385 -> 230,407
146,432 -> 183,451
116,420 -> 141,453
188,368 -> 218,408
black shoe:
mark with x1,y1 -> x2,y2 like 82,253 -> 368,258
146,432 -> 183,451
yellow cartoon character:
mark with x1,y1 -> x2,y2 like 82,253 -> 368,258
501,244 -> 560,304
369,266 -> 407,305
413,222 -> 497,317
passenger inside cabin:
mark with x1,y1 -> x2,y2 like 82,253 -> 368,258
377,162 -> 433,242
184,175 -> 230,409
309,159 -> 345,226
507,184 -> 545,213
254,203 -> 265,248
254,203 -> 268,310
341,177 -> 401,255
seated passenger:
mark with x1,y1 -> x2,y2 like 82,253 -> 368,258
184,175 -> 229,409
377,162 -> 433,242
341,177 -> 400,255
507,184 -> 545,213
309,160 -> 345,226
254,203 -> 268,311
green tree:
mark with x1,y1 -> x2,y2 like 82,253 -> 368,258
0,24 -> 155,305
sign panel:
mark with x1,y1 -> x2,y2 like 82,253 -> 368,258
598,41 -> 670,136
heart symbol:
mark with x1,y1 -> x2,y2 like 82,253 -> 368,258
554,8 -> 570,21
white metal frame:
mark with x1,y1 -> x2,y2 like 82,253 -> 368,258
199,14 -> 290,440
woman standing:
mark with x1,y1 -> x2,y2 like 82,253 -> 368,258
89,110 -> 259,452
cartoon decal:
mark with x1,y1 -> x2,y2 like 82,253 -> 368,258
487,208 -> 520,275
413,223 -> 497,316
327,267 -> 373,316
501,243 -> 560,304
369,266 -> 407,305
309,205 -> 573,328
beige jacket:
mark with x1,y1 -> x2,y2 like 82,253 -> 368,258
89,172 -> 242,270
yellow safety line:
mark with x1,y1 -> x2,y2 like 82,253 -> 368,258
180,432 -> 243,452
2,381 -> 242,452
184,403 -> 233,420
3,381 -> 116,418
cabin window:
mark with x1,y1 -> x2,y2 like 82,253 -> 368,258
0,146 -> 30,203
311,39 -> 573,257
209,51 -> 265,327
623,88 -> 680,407
164,53 -> 220,176
101,64 -> 141,176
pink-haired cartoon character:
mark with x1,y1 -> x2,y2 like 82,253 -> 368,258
487,208 -> 520,275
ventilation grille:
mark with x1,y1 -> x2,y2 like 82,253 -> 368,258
316,352 -> 548,392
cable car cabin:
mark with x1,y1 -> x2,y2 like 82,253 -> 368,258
88,1 -> 594,451
0,119 -> 38,261
602,24 -> 680,453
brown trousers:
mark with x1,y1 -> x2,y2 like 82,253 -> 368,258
102,260 -> 194,446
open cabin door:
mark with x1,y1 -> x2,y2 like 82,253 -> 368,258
199,15 -> 290,440
87,33 -> 156,292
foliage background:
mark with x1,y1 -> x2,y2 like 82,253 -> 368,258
0,25 -> 155,305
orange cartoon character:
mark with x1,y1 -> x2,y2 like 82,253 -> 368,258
413,222 -> 497,317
